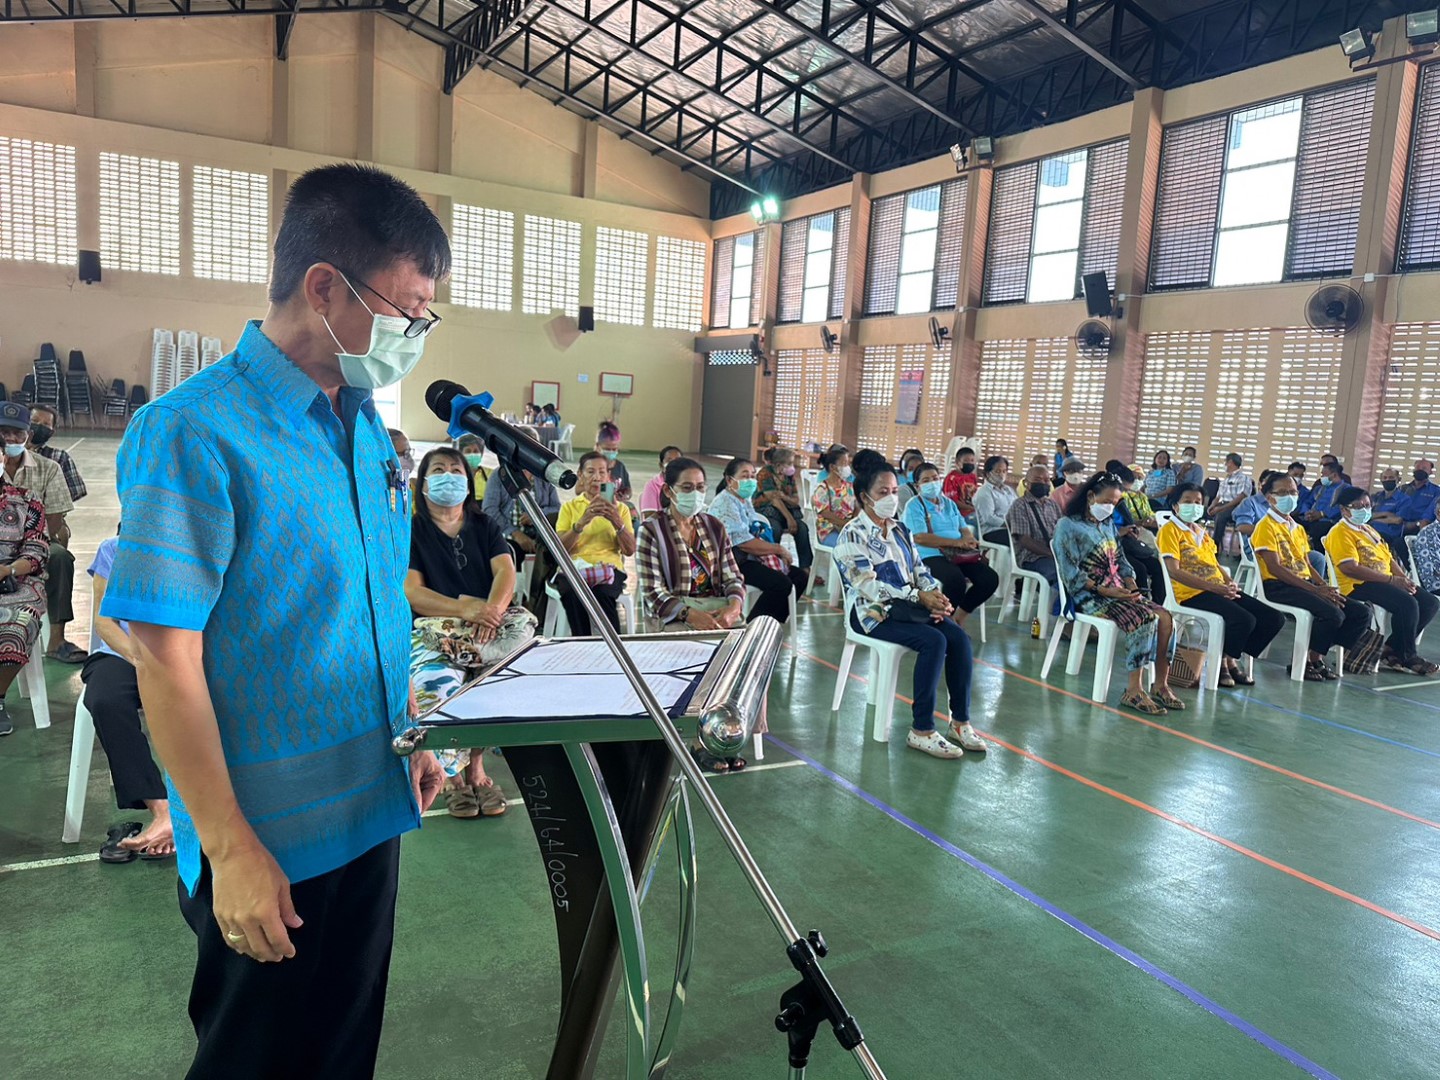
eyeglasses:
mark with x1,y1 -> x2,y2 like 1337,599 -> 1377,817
451,534 -> 468,571
337,268 -> 442,338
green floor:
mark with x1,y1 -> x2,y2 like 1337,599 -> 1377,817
4,438 -> 1439,1079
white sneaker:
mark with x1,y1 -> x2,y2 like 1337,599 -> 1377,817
948,722 -> 987,753
906,728 -> 964,759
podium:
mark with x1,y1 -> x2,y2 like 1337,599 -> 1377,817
392,625 -> 781,1079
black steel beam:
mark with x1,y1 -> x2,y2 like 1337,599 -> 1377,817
1012,0 -> 1141,86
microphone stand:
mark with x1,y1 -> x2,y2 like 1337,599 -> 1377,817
498,461 -> 886,1080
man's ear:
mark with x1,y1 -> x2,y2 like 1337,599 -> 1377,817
304,263 -> 344,317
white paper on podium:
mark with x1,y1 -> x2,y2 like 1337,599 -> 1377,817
433,638 -> 723,723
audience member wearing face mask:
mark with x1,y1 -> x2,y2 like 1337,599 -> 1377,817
832,457 -> 981,760
1251,472 -> 1371,681
1324,486 -> 1439,676
553,451 -> 636,636
1157,483 -> 1283,687
942,446 -> 980,516
709,457 -> 808,624
1103,462 -> 1166,605
1175,447 -> 1205,489
901,462 -> 1000,628
755,446 -> 814,575
1054,471 -> 1184,716
594,421 -> 632,506
971,455 -> 1016,544
1006,466 -> 1062,596
1301,461 -> 1346,544
455,433 -> 489,500
1052,458 -> 1090,513
406,446 -> 532,819
812,445 -> 860,548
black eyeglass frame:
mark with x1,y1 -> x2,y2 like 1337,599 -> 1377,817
335,266 -> 443,339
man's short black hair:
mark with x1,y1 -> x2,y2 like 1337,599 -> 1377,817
269,163 -> 451,304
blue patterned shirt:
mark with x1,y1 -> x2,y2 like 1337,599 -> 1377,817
101,321 -> 419,893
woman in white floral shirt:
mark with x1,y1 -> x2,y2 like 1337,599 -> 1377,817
832,452 -> 982,760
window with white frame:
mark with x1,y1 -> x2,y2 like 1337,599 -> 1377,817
653,236 -> 706,331
777,210 -> 851,324
730,233 -> 757,329
594,226 -> 648,326
864,180 -> 965,316
0,138 -> 77,266
451,204 -> 515,312
522,215 -> 581,316
1212,98 -> 1303,287
711,231 -> 765,328
1028,150 -> 1088,303
100,152 -> 181,275
896,187 -> 941,315
192,166 -> 269,284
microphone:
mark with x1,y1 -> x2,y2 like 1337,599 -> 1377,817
426,379 -> 577,490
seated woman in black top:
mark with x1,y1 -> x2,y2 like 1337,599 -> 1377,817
406,447 -> 533,819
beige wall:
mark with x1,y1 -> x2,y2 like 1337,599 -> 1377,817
0,15 -> 710,451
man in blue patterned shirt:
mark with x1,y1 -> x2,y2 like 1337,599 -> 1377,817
102,164 -> 448,1080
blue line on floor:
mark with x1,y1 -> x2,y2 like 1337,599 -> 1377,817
764,733 -> 1341,1080
1229,689 -> 1440,760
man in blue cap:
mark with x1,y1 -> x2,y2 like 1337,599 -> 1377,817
0,400 -> 80,662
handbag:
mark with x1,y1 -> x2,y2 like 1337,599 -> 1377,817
1344,625 -> 1385,675
919,498 -> 987,566
1163,616 -> 1206,688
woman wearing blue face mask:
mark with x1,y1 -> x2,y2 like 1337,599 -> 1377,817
709,457 -> 807,623
901,462 -> 999,627
405,447 -> 534,818
1324,486 -> 1439,675
1054,472 -> 1183,715
595,420 -> 633,506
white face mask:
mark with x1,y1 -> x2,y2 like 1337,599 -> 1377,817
323,275 -> 428,390
1065,473 -> 1084,486
1089,501 -> 1116,522
871,494 -> 899,519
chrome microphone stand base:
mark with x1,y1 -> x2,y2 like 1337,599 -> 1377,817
500,462 -> 886,1080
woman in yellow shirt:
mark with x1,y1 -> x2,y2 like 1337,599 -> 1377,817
1324,486 -> 1438,675
1157,484 -> 1283,687
1251,473 -> 1369,681
553,451 -> 636,635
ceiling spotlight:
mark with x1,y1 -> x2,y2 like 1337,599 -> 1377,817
949,143 -> 967,171
1339,27 -> 1375,64
1408,10 -> 1439,46
749,195 -> 781,223
972,135 -> 995,162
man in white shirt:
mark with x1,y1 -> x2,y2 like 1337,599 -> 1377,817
1207,452 -> 1253,556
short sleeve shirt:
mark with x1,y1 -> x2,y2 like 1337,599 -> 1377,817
1324,520 -> 1392,595
86,536 -> 128,660
556,494 -> 633,568
409,512 -> 512,602
901,494 -> 968,561
812,480 -> 860,541
100,321 -> 418,893
709,489 -> 766,550
8,450 -> 72,516
1252,511 -> 1313,581
1156,521 -> 1225,602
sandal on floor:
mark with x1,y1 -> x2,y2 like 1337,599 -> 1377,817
1152,687 -> 1186,711
690,745 -> 729,773
444,784 -> 481,819
1217,669 -> 1236,688
47,642 -> 88,665
474,778 -> 509,816
1120,690 -> 1167,716
99,821 -> 144,864
1231,666 -> 1255,686
1300,660 -> 1330,682
1407,655 -> 1440,677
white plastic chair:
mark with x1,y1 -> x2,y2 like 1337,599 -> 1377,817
1233,536 -> 1262,597
1041,540 -> 1149,703
830,594 -> 912,744
1247,555 -> 1346,682
514,554 -> 536,603
1404,535 -> 1430,649
798,469 -> 821,507
1005,531 -> 1054,639
543,580 -> 635,638
547,423 -> 576,461
804,507 -> 842,606
17,612 -> 51,728
62,697 -> 96,842
1157,557 -> 1228,690
978,539 -> 1013,617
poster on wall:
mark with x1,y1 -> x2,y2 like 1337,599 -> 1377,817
895,369 -> 924,426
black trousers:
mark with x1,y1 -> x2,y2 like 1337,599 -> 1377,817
1350,581 -> 1440,659
47,541 -> 74,624
759,506 -> 814,571
1303,518 -> 1336,546
81,652 -> 164,809
922,556 -> 999,614
740,559 -> 806,624
1121,537 -> 1166,604
556,568 -> 626,635
178,837 -> 401,1080
1263,581 -> 1371,654
1181,591 -> 1285,661
1210,507 -> 1236,556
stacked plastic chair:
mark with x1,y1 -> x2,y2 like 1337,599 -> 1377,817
65,351 -> 92,421
175,330 -> 200,386
32,345 -> 61,415
127,385 -> 149,416
200,336 -> 223,370
151,329 -> 176,398
12,374 -> 35,408
104,379 -> 128,427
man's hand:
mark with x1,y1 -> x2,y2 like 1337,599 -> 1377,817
513,533 -> 537,554
684,608 -> 722,631
211,842 -> 303,963
410,751 -> 445,812
717,602 -> 744,629
1392,572 -> 1418,594
1218,581 -> 1242,600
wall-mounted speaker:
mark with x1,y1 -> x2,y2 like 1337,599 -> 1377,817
1081,271 -> 1111,318
78,250 -> 102,285
578,306 -> 595,332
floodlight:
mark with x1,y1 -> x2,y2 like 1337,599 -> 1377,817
1407,10 -> 1439,46
1339,27 -> 1375,63
972,135 -> 995,161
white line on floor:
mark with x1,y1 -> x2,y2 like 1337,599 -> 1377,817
63,438 -> 86,452
0,852 -> 100,874
1371,680 -> 1440,691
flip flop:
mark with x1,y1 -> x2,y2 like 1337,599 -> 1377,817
47,643 -> 89,665
139,844 -> 176,862
99,821 -> 144,864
